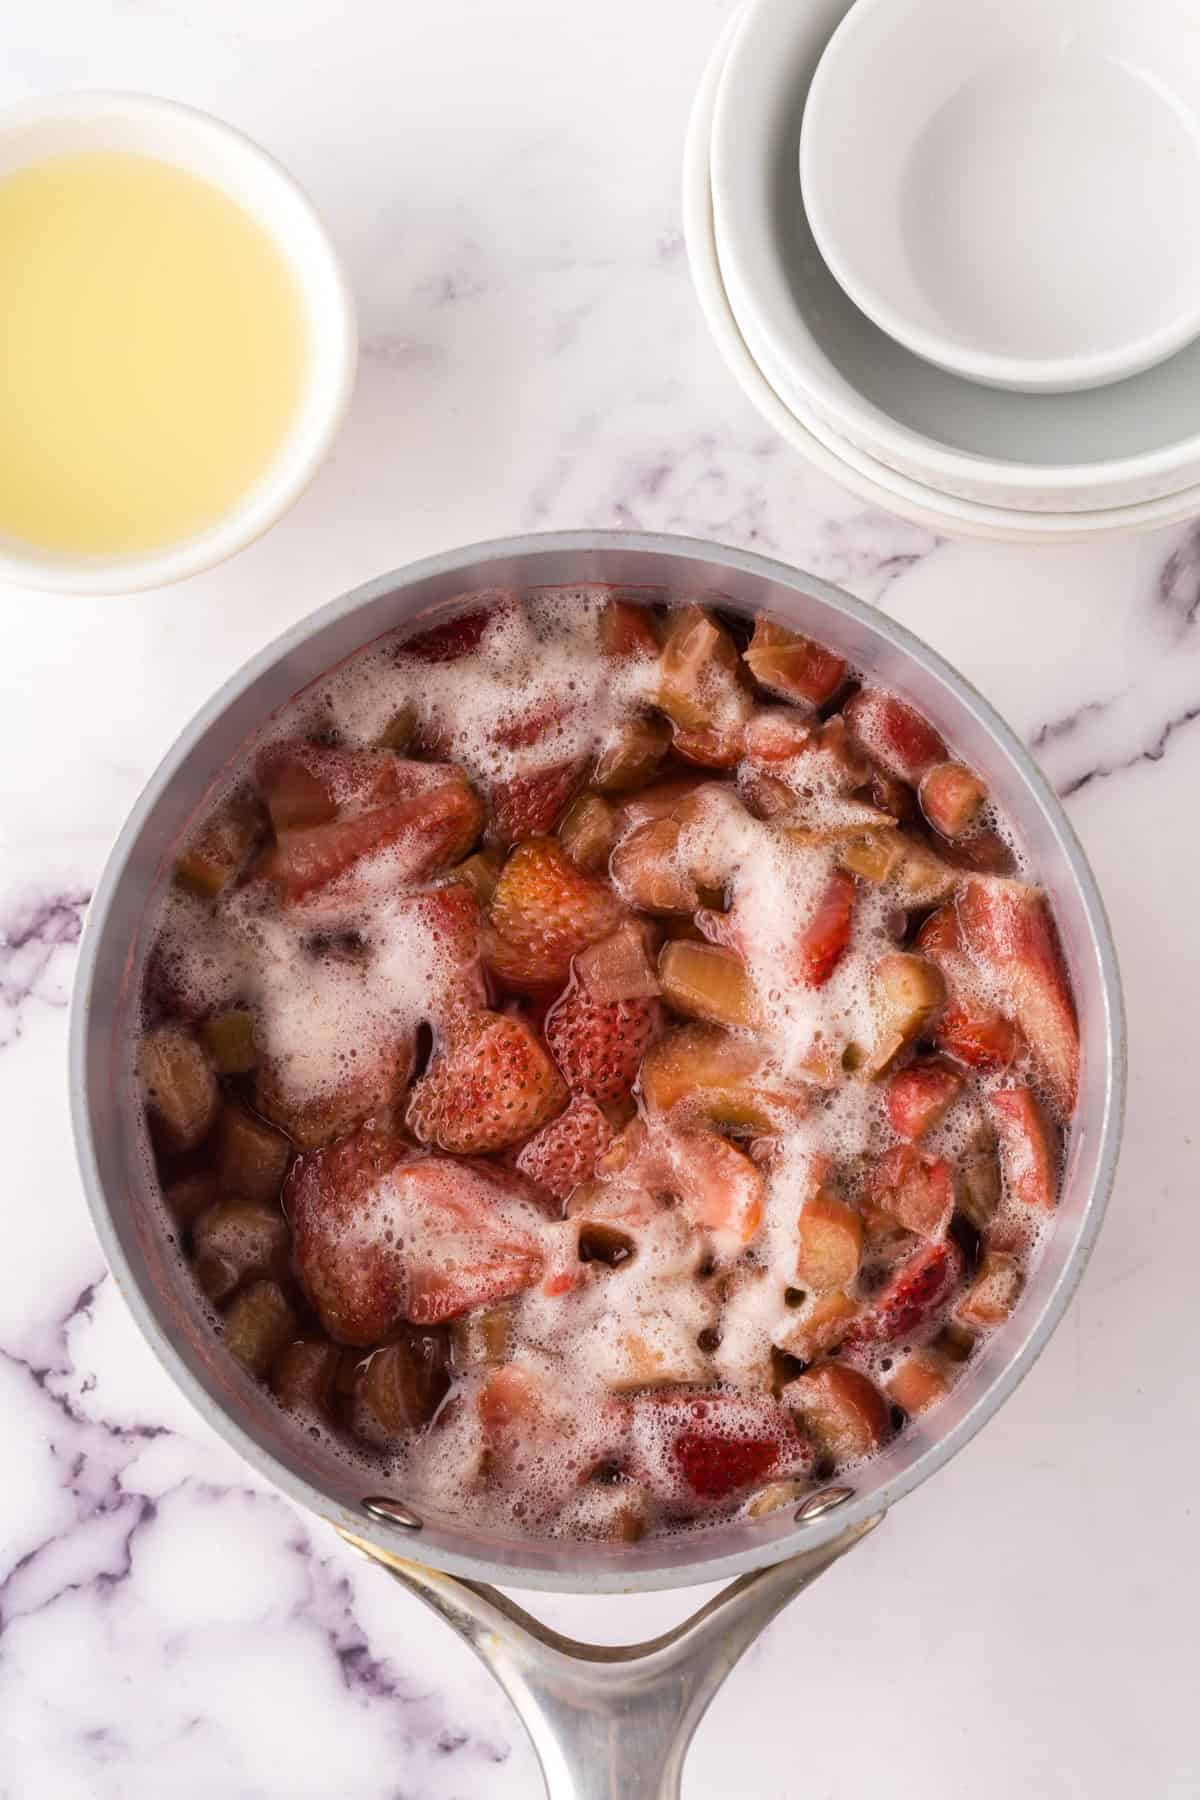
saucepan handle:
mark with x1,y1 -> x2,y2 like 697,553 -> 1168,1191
337,1510 -> 884,1800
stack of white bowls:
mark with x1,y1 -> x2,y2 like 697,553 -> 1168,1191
684,0 -> 1200,542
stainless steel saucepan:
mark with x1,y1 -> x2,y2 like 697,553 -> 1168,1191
70,532 -> 1125,1799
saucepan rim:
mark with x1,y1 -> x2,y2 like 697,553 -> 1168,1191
68,529 -> 1125,1592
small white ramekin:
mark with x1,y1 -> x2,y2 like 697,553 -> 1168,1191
0,91 -> 357,595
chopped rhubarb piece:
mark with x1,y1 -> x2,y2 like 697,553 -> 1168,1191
658,939 -> 761,1030
958,1250 -> 1024,1328
272,1339 -> 341,1414
545,985 -> 663,1107
175,788 -> 265,897
450,845 -> 504,905
611,817 -> 698,914
868,1241 -> 964,1345
255,744 -> 338,831
989,1086 -> 1059,1210
615,775 -> 712,831
630,1390 -> 810,1502
260,772 -> 483,903
886,1349 -> 952,1416
575,919 -> 661,1004
201,1009 -> 258,1075
214,1105 -> 290,1203
223,1280 -> 296,1376
919,761 -> 986,840
516,1095 -> 613,1200
638,1024 -> 807,1131
796,1188 -> 863,1291
191,1199 -> 290,1303
289,1129 -> 548,1343
555,1483 -> 648,1543
892,837 -> 961,907
558,792 -> 616,872
845,687 -> 946,784
488,758 -> 586,847
746,1479 -> 809,1519
775,1289 -> 860,1362
600,595 -> 661,660
594,714 -> 672,792
743,707 -> 815,765
452,1304 -> 514,1369
863,952 -> 947,1078
577,1221 -> 637,1267
784,1363 -> 890,1462
957,1135 -> 1003,1231
605,1323 -> 712,1392
870,1145 -> 955,1239
671,719 -> 747,768
938,827 -> 1017,876
357,1332 -> 452,1437
837,829 -> 905,885
861,766 -> 917,824
408,1009 -> 567,1154
794,869 -> 856,987
884,1058 -> 964,1140
488,838 -> 625,992
139,1026 -> 217,1151
956,877 -> 1079,1114
163,1173 -> 224,1229
743,616 -> 848,707
656,605 -> 751,734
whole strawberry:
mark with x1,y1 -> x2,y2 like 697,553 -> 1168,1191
515,1095 -> 613,1201
545,984 -> 662,1107
407,1009 -> 567,1153
487,838 -> 624,994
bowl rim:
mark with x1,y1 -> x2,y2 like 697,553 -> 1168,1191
713,0 -> 1200,495
799,0 -> 1200,395
0,90 -> 357,596
69,529 -> 1126,1592
684,13 -> 1200,540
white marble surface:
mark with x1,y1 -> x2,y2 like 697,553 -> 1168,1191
0,2 -> 1196,1795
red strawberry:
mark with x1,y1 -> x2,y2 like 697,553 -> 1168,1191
935,1003 -> 1019,1074
794,869 -> 855,987
545,985 -> 662,1106
288,1128 -> 548,1342
257,1033 -> 415,1152
407,1009 -> 567,1153
258,772 -> 482,904
884,1058 -> 964,1141
856,1241 -> 964,1348
492,695 -> 571,752
956,877 -> 1079,1115
845,688 -> 946,785
629,1391 -> 810,1503
399,607 -> 494,663
488,760 -> 586,848
515,1095 -> 613,1200
487,839 -> 625,993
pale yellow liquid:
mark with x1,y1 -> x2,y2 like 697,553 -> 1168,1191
0,151 -> 309,556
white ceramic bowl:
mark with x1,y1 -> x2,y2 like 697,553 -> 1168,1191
684,11 -> 1200,541
801,0 -> 1200,394
0,92 -> 357,595
711,0 -> 1200,510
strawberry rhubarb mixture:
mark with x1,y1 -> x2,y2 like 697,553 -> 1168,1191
137,588 -> 1080,1542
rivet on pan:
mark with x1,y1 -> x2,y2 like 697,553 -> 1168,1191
362,1495 -> 424,1530
794,1485 -> 855,1523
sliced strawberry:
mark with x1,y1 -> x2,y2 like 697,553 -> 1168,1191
629,1390 -> 810,1503
846,688 -> 946,785
399,883 -> 487,1018
399,607 -> 494,663
743,616 -> 847,708
884,1058 -> 965,1141
492,695 -> 571,752
407,1009 -> 567,1154
859,1241 -> 964,1347
955,877 -> 1079,1115
989,1086 -> 1058,1209
487,839 -> 625,993
664,1127 -> 765,1244
289,1134 -> 548,1342
935,1003 -> 1019,1074
794,869 -> 856,987
870,1144 -> 955,1238
915,903 -> 962,959
258,771 -> 483,904
600,595 -> 661,660
488,759 -> 586,848
545,984 -> 663,1106
743,708 -> 814,766
515,1095 -> 613,1200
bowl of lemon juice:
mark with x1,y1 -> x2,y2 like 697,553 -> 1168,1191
0,92 -> 356,593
